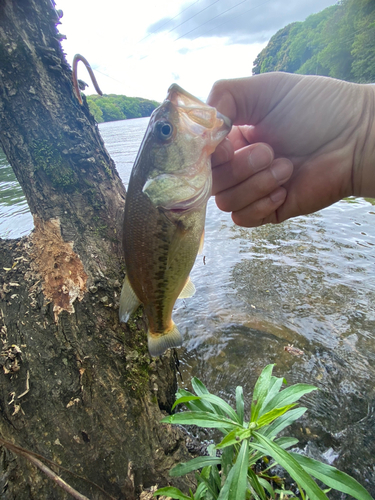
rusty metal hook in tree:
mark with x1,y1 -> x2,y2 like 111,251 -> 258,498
72,54 -> 103,104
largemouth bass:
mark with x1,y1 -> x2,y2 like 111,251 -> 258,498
119,84 -> 231,356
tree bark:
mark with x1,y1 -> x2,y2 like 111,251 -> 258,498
0,0 -> 193,497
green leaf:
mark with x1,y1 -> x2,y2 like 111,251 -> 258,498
261,407 -> 307,439
290,452 -> 374,500
192,379 -> 225,415
248,467 -> 268,500
194,482 -> 208,500
248,449 -> 265,466
218,439 -> 249,500
258,477 -> 276,499
249,436 -> 298,458
262,384 -> 316,415
169,456 -> 221,477
274,489 -> 297,497
210,462 -> 222,491
161,411 -> 239,430
258,376 -> 285,417
175,389 -> 216,413
172,395 -> 202,411
153,486 -> 191,499
191,377 -> 210,395
198,394 -> 240,422
252,432 -> 329,500
236,386 -> 244,425
198,467 -> 220,498
207,443 -> 217,457
173,393 -> 239,423
221,444 -> 234,480
256,404 -> 296,428
229,438 -> 249,500
274,436 -> 299,449
251,364 -> 275,422
216,427 -> 251,449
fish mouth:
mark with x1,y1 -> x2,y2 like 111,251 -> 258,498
167,83 -> 205,107
217,111 -> 232,131
167,83 -> 232,133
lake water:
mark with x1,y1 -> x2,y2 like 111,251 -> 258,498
1,117 -> 375,495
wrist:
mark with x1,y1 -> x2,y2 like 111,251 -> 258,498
353,84 -> 375,198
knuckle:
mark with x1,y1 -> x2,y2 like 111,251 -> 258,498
211,79 -> 227,93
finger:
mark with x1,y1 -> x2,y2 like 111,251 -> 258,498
231,187 -> 287,228
228,125 -> 256,151
211,138 -> 234,168
215,158 -> 293,212
212,143 -> 274,194
207,73 -> 302,125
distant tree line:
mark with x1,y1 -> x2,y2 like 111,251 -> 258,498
253,0 -> 375,83
86,94 -> 159,123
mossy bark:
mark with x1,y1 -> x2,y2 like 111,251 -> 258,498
0,0 -> 193,497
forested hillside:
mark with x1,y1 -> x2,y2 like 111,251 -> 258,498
86,94 -> 159,123
253,0 -> 375,83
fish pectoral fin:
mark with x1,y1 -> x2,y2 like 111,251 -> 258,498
148,322 -> 183,357
178,276 -> 196,299
119,275 -> 141,323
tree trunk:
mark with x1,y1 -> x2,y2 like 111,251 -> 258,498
0,0 -> 193,497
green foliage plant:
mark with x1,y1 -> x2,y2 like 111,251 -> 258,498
86,94 -> 159,123
252,0 -> 375,84
154,365 -> 373,500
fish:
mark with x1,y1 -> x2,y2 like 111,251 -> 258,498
119,83 -> 231,356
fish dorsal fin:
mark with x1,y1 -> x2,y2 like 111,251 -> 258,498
119,275 -> 141,323
178,276 -> 196,299
198,229 -> 205,254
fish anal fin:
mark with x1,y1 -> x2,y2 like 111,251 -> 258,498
178,276 -> 196,299
198,229 -> 205,254
148,322 -> 183,357
119,275 -> 141,323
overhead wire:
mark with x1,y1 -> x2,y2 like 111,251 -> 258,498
137,0 -> 201,44
86,1 -> 369,93
173,0 -> 249,42
190,0 -> 275,41
124,0 -> 220,62
164,0 -> 220,35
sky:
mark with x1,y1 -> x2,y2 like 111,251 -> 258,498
55,0 -> 338,102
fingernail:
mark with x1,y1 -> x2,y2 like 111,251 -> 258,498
271,161 -> 293,183
270,188 -> 285,203
248,145 -> 273,172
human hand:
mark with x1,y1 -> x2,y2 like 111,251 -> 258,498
208,72 -> 375,227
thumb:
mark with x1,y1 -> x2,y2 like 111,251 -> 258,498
207,72 -> 303,126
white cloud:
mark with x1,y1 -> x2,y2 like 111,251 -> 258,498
55,0 -> 337,101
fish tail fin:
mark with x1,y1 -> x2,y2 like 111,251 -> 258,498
119,275 -> 141,323
148,322 -> 183,357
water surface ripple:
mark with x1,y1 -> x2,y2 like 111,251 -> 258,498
1,117 -> 374,495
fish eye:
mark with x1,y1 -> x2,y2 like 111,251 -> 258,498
156,121 -> 173,141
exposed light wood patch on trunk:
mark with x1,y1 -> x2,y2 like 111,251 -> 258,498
31,216 -> 87,320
